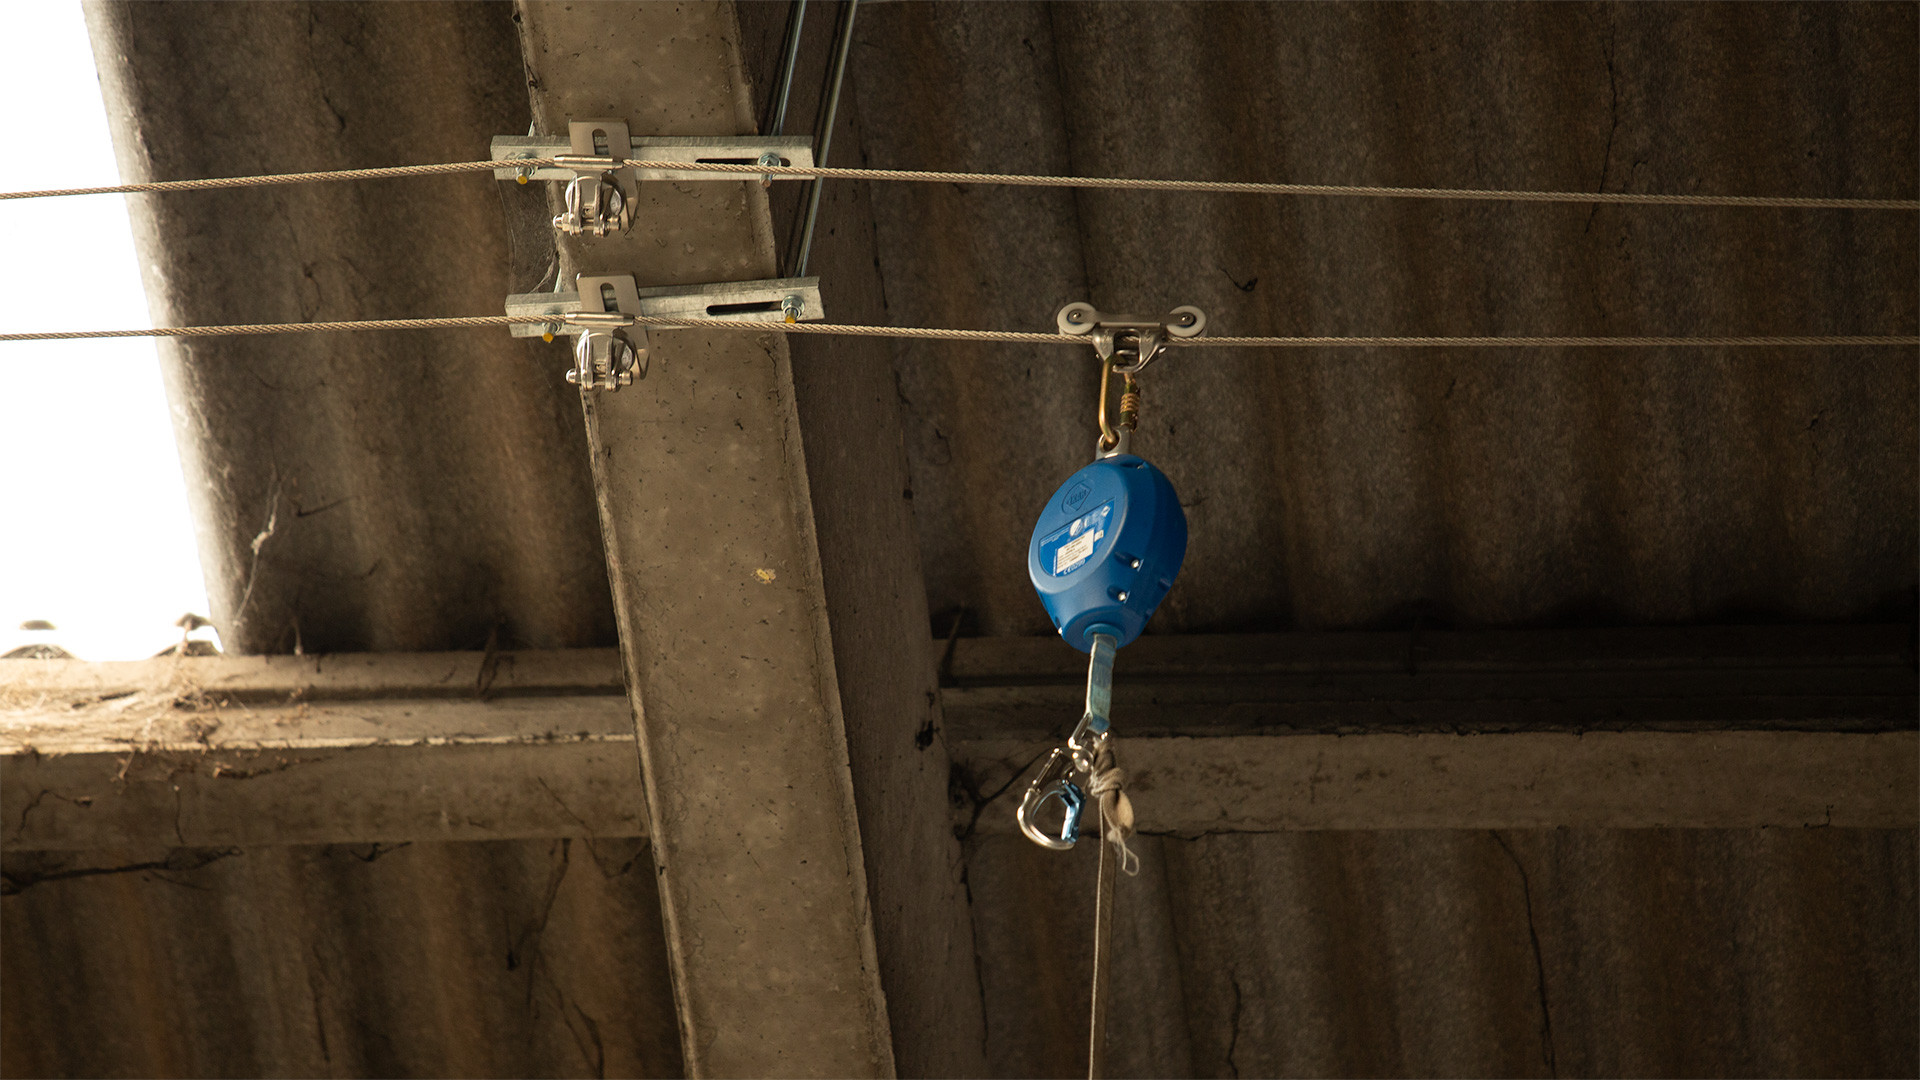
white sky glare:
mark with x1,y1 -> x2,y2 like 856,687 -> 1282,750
0,1 -> 214,660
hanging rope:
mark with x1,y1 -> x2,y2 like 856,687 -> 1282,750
3,157 -> 1913,211
1,317 -> 1912,348
1086,742 -> 1138,878
1085,739 -> 1136,1080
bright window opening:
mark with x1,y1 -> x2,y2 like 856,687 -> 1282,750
0,1 -> 215,661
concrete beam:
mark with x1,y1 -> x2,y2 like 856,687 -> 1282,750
1,651 -> 639,851
940,624 -> 1919,737
515,3 -> 894,1076
959,731 -> 1919,833
943,624 -> 1919,834
5,626 -> 1909,848
739,0 -> 992,1070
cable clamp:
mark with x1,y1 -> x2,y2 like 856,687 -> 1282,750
492,122 -> 815,237
563,274 -> 644,390
543,122 -> 635,236
505,275 -> 824,392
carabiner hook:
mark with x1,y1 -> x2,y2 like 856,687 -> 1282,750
1017,747 -> 1087,849
1015,631 -> 1118,850
1095,356 -> 1129,458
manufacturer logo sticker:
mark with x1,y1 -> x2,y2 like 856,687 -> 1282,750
1061,480 -> 1093,514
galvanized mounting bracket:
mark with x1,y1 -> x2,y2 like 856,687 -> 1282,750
492,122 -> 816,236
506,276 -> 825,392
1055,303 -> 1209,376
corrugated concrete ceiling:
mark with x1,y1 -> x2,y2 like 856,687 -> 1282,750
967,829 -> 1918,1078
842,1 -> 1917,638
87,0 -> 614,657
6,828 -> 1912,1077
2,839 -> 683,1078
72,0 -> 1920,656
2,2 -> 1914,1077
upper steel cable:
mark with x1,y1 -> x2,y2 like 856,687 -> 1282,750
1,158 -> 1914,211
3,158 -> 1908,346
0,159 -> 529,200
669,162 -> 1920,211
0,317 -> 1912,348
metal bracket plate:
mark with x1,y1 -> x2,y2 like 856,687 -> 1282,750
566,119 -> 633,160
492,134 -> 816,182
576,274 -> 644,318
505,277 -> 826,338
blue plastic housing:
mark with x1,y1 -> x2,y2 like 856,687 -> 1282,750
1027,454 -> 1187,652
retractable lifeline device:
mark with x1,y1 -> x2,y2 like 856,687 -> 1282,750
1016,302 -> 1206,851
1018,302 -> 1205,1080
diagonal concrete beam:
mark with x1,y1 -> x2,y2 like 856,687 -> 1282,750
514,3 -> 894,1075
745,1 -> 992,1069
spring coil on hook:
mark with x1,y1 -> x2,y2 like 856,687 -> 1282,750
1097,359 -> 1142,458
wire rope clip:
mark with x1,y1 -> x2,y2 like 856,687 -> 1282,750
562,275 -> 646,391
546,121 -> 639,237
505,275 -> 825,391
1056,302 -> 1208,376
492,125 -> 815,237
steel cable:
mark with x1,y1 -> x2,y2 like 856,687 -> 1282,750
3,157 -> 1914,211
660,161 -> 1920,211
0,159 -> 542,200
1180,334 -> 1920,348
2,316 -> 1912,348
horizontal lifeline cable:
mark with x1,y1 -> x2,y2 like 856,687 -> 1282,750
1,158 -> 1915,211
0,316 -> 1913,348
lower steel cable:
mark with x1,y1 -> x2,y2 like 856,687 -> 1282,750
2,158 -> 1913,211
0,317 -> 1912,348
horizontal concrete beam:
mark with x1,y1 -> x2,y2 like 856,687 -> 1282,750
0,647 -> 625,701
1,651 -> 640,850
939,624 -> 1918,736
944,625 -> 1918,834
957,731 -> 1919,833
4,627 -> 1912,848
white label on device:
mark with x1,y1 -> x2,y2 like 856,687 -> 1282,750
1054,528 -> 1100,575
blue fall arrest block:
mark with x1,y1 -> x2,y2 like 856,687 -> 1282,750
1027,453 -> 1187,653
1017,452 -> 1185,850
1017,301 -> 1202,853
